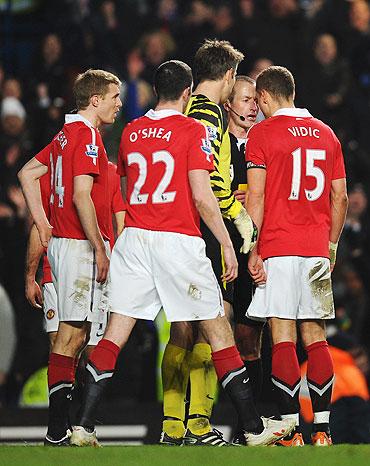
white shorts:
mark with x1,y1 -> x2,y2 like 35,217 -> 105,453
47,237 -> 110,323
42,281 -> 108,345
247,256 -> 334,320
110,227 -> 224,322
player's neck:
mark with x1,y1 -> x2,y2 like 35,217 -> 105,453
155,101 -> 183,113
269,99 -> 294,117
229,121 -> 248,139
78,109 -> 100,128
193,81 -> 223,105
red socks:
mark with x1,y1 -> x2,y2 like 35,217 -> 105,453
89,338 -> 120,372
271,342 -> 301,416
212,346 -> 244,380
48,353 -> 75,389
306,340 -> 333,385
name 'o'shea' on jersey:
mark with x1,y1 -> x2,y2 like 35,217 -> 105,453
185,94 -> 243,221
35,114 -> 110,241
246,108 -> 346,259
117,109 -> 214,236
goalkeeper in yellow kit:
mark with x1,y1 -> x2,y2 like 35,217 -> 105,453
160,39 -> 258,446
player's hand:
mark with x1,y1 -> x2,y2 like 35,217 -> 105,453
233,207 -> 258,254
36,221 -> 53,248
95,249 -> 110,283
329,241 -> 338,272
221,244 -> 238,283
26,279 -> 43,309
233,189 -> 246,204
248,253 -> 266,285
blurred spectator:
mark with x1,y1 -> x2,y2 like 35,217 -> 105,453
347,0 -> 370,149
211,2 -> 239,45
2,77 -> 22,100
0,96 -> 33,186
140,29 -> 176,84
256,0 -> 306,74
301,33 -> 351,141
33,33 -> 68,103
0,283 -> 16,407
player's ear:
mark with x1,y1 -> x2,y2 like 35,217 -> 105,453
91,94 -> 101,107
259,89 -> 269,105
224,99 -> 231,112
225,68 -> 234,83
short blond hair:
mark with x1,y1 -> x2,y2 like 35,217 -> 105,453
74,69 -> 121,110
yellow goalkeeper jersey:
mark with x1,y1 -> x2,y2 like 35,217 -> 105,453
185,94 -> 242,220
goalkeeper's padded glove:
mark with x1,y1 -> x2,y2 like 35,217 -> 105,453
329,241 -> 338,269
233,206 -> 258,254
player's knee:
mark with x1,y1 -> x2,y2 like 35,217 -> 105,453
300,321 -> 326,347
234,324 -> 262,360
169,322 -> 193,350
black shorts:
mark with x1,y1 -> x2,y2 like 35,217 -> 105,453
200,219 -> 234,304
226,221 -> 264,326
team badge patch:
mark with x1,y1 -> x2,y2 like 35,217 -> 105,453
206,126 -> 217,141
46,309 -> 55,320
85,144 -> 98,165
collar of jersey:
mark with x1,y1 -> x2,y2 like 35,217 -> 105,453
65,113 -> 95,128
272,108 -> 312,118
145,109 -> 183,120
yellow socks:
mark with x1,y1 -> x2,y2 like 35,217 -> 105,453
188,343 -> 218,435
162,343 -> 190,438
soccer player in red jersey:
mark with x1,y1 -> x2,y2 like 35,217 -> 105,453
25,161 -> 125,349
246,66 -> 348,446
70,60 -> 294,447
18,69 -> 122,446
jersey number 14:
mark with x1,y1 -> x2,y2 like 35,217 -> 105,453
50,153 -> 65,207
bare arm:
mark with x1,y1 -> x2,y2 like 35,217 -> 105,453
246,168 -> 267,284
25,223 -> 44,308
189,169 -> 238,282
73,175 -> 109,283
18,158 -> 52,247
114,211 -> 125,237
329,177 -> 348,270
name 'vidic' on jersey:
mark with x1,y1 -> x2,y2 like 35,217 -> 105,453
117,109 -> 214,237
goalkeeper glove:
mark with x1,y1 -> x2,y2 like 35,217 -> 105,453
329,241 -> 338,270
233,207 -> 258,254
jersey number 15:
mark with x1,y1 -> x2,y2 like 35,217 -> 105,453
288,148 -> 326,201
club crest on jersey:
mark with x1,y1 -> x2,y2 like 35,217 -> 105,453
201,138 -> 212,161
46,309 -> 55,320
85,144 -> 98,165
206,126 -> 217,141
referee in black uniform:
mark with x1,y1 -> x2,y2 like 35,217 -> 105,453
224,76 -> 266,415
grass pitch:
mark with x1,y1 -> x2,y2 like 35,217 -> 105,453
1,445 -> 370,466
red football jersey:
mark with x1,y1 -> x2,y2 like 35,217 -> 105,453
40,170 -> 52,285
35,114 -> 110,240
108,161 -> 126,249
245,108 -> 346,259
117,109 -> 214,236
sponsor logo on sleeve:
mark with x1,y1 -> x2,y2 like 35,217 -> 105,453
85,144 -> 99,165
201,138 -> 212,162
206,126 -> 217,141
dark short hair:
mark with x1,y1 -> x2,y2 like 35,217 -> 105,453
74,69 -> 121,110
229,75 -> 255,102
193,39 -> 244,83
153,60 -> 193,101
256,66 -> 295,100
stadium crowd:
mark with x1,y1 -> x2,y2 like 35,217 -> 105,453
0,0 -> 369,433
